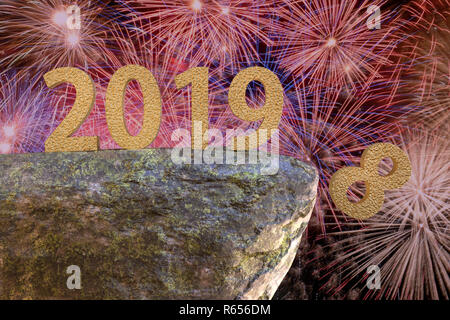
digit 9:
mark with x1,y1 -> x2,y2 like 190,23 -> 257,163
228,67 -> 283,150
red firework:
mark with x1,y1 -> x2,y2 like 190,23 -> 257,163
273,0 -> 402,91
399,0 -> 450,129
0,73 -> 54,153
0,0 -> 114,75
122,0 -> 275,71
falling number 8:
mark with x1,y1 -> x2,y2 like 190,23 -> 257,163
329,143 -> 412,220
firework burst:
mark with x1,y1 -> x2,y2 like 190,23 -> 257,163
0,0 -> 114,75
0,72 -> 54,153
273,0 -> 402,91
122,0 -> 275,72
323,128 -> 449,299
399,0 -> 450,129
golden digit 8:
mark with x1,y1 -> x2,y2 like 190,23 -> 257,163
329,143 -> 411,220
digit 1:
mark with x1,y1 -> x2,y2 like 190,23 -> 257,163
175,67 -> 209,150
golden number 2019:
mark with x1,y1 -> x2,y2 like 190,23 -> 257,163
44,65 -> 284,153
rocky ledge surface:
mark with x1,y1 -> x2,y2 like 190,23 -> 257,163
0,149 -> 317,299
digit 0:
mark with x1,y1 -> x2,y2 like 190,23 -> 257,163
105,65 -> 162,150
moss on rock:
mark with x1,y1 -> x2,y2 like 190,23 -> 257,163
0,149 -> 317,299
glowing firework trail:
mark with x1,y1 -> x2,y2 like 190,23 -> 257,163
399,0 -> 450,129
122,0 -> 275,72
0,73 -> 54,154
402,0 -> 450,28
0,0 -> 115,74
273,0 -> 402,91
322,128 -> 449,299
